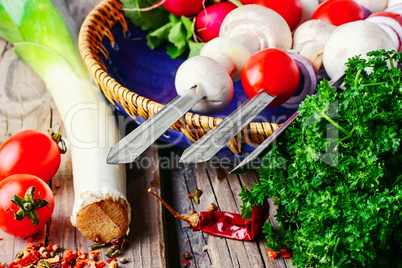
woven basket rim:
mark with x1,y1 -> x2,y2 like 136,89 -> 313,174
78,0 -> 281,153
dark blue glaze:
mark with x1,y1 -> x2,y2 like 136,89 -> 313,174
100,21 -> 299,162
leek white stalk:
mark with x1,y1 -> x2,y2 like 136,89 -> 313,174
0,0 -> 130,243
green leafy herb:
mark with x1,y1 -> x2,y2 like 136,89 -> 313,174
241,49 -> 402,267
121,0 -> 170,31
122,0 -> 205,58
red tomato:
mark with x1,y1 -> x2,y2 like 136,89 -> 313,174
195,2 -> 237,42
0,130 -> 61,183
163,0 -> 204,17
0,174 -> 54,238
253,0 -> 302,31
241,48 -> 300,107
311,0 -> 365,26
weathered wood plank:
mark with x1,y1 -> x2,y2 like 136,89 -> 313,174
0,1 -> 160,266
125,143 -> 167,267
169,162 -> 212,267
168,157 -> 291,268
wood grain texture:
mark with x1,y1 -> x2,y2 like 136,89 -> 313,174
0,0 -> 295,267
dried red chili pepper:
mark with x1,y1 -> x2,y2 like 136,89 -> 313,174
148,188 -> 269,241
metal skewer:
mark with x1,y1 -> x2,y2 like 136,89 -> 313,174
229,72 -> 346,174
179,91 -> 276,163
107,85 -> 204,164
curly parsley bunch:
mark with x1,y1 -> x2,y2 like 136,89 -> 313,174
241,50 -> 402,267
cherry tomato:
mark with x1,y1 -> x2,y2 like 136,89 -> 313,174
311,0 -> 365,26
253,0 -> 302,31
241,48 -> 300,107
163,0 -> 204,17
0,130 -> 61,183
0,174 -> 55,239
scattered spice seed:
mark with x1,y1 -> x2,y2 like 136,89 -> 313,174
183,252 -> 191,260
6,243 -> 109,267
42,251 -> 49,258
119,257 -> 128,264
109,260 -> 119,268
52,244 -> 60,252
208,203 -> 217,211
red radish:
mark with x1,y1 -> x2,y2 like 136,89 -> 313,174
195,2 -> 237,42
253,0 -> 303,31
163,0 -> 204,17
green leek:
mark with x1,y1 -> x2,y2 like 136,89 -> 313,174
0,0 -> 130,243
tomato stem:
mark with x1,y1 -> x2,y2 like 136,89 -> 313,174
49,128 -> 67,154
7,186 -> 51,225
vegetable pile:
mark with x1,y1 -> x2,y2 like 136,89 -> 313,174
240,49 -> 402,267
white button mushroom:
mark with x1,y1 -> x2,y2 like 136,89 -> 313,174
199,37 -> 251,81
175,56 -> 233,114
298,0 -> 320,26
219,4 -> 293,55
323,20 -> 396,79
354,0 -> 388,12
292,19 -> 337,70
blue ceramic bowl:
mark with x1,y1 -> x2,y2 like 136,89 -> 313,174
99,21 -> 300,163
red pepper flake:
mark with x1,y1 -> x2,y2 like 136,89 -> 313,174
25,237 -> 33,243
268,249 -> 279,259
187,194 -> 194,199
0,236 -> 3,241
182,259 -> 191,265
46,243 -> 53,252
280,249 -> 292,258
107,258 -> 117,264
90,250 -> 100,258
173,166 -> 179,171
96,261 -> 106,267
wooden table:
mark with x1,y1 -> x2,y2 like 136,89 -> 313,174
0,1 -> 294,267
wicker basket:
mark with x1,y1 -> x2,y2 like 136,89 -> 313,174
78,0 -> 281,155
